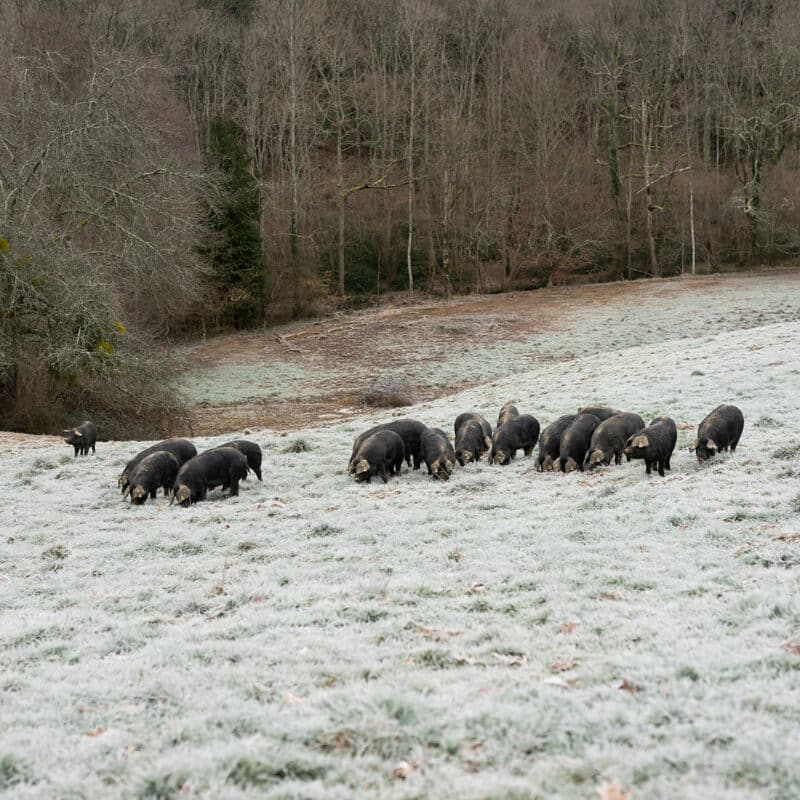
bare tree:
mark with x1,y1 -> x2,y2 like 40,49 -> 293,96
711,1 -> 800,260
0,4 -> 207,433
244,0 -> 324,316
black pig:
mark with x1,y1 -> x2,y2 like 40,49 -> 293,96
454,413 -> 492,465
454,412 -> 492,440
217,440 -> 263,480
694,404 -> 744,462
578,406 -> 622,422
172,447 -> 249,506
350,430 -> 405,483
455,419 -> 491,465
536,414 -> 577,472
585,412 -> 645,469
496,403 -> 520,428
421,428 -> 457,481
624,416 -> 677,477
63,421 -> 97,457
490,414 -> 540,465
349,419 -> 427,471
127,451 -> 180,504
558,414 -> 601,473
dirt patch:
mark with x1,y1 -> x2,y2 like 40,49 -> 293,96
0,432 -> 64,450
179,271 -> 797,435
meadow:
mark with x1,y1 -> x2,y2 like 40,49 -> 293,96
2,274 -> 800,799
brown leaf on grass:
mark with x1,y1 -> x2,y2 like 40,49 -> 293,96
596,779 -> 633,800
560,622 -> 577,635
391,760 -> 419,781
599,592 -> 622,601
461,741 -> 484,772
550,660 -> 578,673
85,726 -> 105,738
677,422 -> 696,430
369,489 -> 401,499
412,624 -> 462,641
455,654 -> 477,666
774,533 -> 800,542
467,582 -> 487,595
281,691 -> 306,705
782,641 -> 800,655
617,678 -> 640,693
324,729 -> 354,752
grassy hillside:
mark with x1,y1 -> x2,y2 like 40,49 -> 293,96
178,272 -> 800,433
2,283 -> 800,798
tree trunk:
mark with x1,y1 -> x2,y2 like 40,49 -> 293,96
686,130 -> 696,276
642,100 -> 660,278
288,0 -> 300,315
423,95 -> 437,287
607,88 -> 626,279
626,152 -> 633,280
684,46 -> 696,276
406,28 -> 416,295
748,152 -> 762,261
336,120 -> 345,296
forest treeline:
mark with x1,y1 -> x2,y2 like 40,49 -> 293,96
2,0 -> 799,434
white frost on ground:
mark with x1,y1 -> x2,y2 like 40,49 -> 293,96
180,273 -> 800,403
2,284 -> 800,798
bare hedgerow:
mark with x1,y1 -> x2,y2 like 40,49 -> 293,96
358,375 -> 418,408
0,11 -> 212,435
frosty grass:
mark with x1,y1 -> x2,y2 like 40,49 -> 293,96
2,274 -> 800,799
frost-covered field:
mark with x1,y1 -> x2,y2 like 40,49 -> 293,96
2,287 -> 800,798
181,273 -> 800,406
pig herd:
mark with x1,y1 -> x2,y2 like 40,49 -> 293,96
60,402 -> 743,505
347,403 -> 745,483
116,438 -> 263,507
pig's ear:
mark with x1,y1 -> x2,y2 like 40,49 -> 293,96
705,438 -> 717,451
484,436 -> 492,449
73,428 -> 81,435
632,434 -> 649,448
355,460 -> 370,475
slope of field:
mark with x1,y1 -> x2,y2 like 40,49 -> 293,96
180,271 -> 800,433
2,284 -> 800,798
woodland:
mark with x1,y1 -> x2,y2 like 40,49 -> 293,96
1,0 -> 798,433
